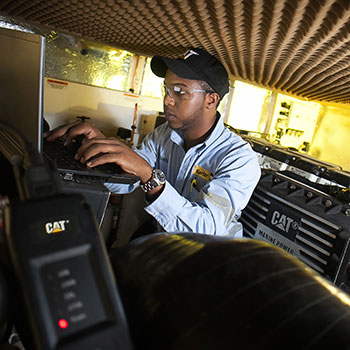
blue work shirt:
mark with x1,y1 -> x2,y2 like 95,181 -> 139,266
106,114 -> 261,237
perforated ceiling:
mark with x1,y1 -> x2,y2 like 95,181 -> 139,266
1,0 -> 350,105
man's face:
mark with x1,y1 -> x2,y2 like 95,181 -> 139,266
163,70 -> 207,132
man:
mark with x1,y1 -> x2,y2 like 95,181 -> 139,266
44,48 -> 261,237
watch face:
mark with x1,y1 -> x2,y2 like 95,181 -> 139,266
154,169 -> 166,183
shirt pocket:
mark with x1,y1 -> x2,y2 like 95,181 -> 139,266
189,185 -> 201,201
193,176 -> 208,192
189,176 -> 207,201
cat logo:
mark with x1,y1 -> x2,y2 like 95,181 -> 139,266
270,211 -> 298,233
45,220 -> 69,235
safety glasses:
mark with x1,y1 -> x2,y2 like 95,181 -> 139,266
162,84 -> 214,101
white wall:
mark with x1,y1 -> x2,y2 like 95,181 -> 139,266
43,77 -> 163,141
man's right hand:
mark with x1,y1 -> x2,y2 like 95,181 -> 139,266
43,121 -> 105,145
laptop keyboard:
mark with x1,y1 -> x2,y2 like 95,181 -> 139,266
43,137 -> 139,184
43,138 -> 87,171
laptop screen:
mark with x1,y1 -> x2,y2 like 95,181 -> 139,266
0,27 -> 45,152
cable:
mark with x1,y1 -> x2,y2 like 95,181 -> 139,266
0,120 -> 43,168
0,120 -> 63,201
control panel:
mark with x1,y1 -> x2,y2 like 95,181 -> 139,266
4,193 -> 133,350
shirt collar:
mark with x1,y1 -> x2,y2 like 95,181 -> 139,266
202,111 -> 225,147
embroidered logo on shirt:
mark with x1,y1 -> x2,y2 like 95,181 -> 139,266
193,165 -> 211,181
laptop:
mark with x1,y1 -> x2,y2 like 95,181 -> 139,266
42,135 -> 139,184
0,26 -> 138,185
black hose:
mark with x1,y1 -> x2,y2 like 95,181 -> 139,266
111,233 -> 350,350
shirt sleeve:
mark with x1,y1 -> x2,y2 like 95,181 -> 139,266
144,145 -> 261,237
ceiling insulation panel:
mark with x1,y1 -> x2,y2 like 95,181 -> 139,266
1,0 -> 350,104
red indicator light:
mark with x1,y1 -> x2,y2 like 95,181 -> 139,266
58,319 -> 69,329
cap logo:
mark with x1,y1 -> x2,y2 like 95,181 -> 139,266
183,49 -> 199,60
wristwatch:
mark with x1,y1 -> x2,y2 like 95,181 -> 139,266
141,169 -> 166,192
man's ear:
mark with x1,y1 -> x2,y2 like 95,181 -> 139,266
205,92 -> 220,109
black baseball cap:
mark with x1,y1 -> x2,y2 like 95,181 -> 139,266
151,48 -> 229,99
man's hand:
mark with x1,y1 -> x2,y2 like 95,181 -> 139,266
43,121 -> 164,198
74,137 -> 154,182
43,121 -> 153,179
43,121 -> 105,145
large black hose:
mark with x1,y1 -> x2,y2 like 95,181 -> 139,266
110,233 -> 350,350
